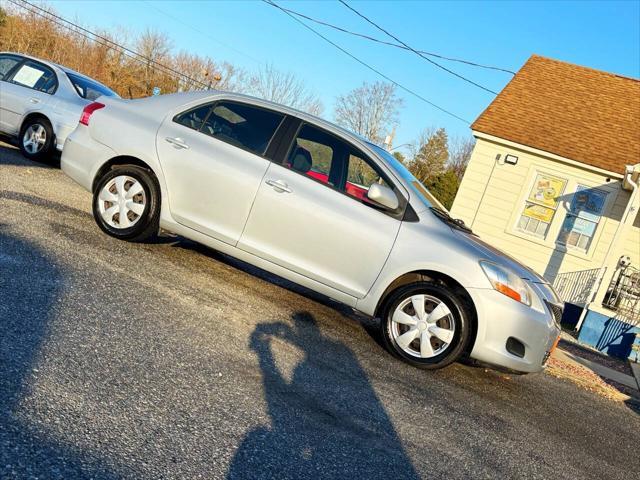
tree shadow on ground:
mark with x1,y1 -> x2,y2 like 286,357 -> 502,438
227,312 -> 419,480
0,228 -> 119,479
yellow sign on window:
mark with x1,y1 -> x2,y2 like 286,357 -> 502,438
522,203 -> 554,223
528,174 -> 566,208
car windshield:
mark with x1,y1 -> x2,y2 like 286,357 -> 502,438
65,72 -> 118,100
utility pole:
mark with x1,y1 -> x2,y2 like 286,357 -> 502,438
384,126 -> 396,151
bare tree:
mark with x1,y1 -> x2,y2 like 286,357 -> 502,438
334,81 -> 402,145
448,135 -> 475,181
172,51 -> 246,93
246,64 -> 323,115
132,29 -> 173,96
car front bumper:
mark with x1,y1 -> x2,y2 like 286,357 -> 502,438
466,287 -> 561,373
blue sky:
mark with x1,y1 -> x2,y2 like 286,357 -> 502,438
49,0 -> 640,153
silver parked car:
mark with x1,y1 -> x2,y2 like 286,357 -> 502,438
61,91 -> 562,372
0,51 -> 118,160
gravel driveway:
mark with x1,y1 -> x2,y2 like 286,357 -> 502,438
1,142 -> 638,479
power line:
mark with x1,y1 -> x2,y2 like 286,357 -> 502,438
271,3 -> 515,75
8,0 -> 211,90
262,0 -> 470,124
142,0 -> 265,66
339,0 -> 498,94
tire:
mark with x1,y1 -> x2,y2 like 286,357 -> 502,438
92,165 -> 160,242
19,116 -> 55,161
380,282 -> 471,370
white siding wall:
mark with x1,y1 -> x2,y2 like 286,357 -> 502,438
450,137 -> 640,308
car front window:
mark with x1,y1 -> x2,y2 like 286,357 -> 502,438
369,143 -> 433,209
0,54 -> 22,80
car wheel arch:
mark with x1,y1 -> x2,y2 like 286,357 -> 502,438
21,112 -> 54,138
92,155 -> 160,193
375,269 -> 478,353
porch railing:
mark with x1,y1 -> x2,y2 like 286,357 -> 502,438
553,268 -> 600,306
602,265 -> 640,325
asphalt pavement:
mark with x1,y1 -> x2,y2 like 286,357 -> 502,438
1,141 -> 638,480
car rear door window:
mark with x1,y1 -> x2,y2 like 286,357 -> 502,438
174,104 -> 213,131
199,101 -> 284,156
0,54 -> 23,80
10,60 -> 57,94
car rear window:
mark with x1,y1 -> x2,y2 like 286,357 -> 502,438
66,72 -> 117,100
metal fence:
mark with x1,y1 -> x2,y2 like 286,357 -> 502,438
602,265 -> 640,325
553,268 -> 601,306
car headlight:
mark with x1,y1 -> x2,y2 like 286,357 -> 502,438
479,261 -> 532,306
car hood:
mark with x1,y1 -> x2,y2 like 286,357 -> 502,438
452,229 -> 549,284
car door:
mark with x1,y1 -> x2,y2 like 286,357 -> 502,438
0,59 -> 58,134
238,122 -> 404,298
0,53 -> 25,133
155,100 -> 286,245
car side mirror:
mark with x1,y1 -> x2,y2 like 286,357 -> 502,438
367,183 -> 399,210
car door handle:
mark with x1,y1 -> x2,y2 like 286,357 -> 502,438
265,179 -> 292,193
29,97 -> 40,104
165,137 -> 189,149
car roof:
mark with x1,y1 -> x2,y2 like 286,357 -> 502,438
0,51 -> 114,91
148,90 -> 372,146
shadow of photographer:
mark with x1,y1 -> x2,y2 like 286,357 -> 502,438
227,312 -> 419,480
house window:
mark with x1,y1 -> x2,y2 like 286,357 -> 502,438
517,173 -> 567,238
557,185 -> 607,251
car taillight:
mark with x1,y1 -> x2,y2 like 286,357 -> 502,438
79,102 -> 105,126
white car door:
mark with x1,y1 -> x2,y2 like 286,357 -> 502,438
238,123 -> 403,298
155,100 -> 286,245
0,59 -> 57,134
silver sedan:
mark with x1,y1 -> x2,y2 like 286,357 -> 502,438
61,91 -> 562,373
0,51 -> 118,161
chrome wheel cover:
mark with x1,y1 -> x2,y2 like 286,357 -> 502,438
22,124 -> 47,154
97,175 -> 146,229
390,294 -> 456,358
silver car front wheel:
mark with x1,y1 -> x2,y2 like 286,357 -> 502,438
380,282 -> 470,370
390,294 -> 456,358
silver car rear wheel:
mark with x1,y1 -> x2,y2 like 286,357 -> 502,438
390,294 -> 456,359
22,124 -> 47,154
97,175 -> 146,229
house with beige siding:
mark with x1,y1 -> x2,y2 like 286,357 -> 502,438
450,55 -> 640,359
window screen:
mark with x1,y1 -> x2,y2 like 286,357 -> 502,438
557,185 -> 607,251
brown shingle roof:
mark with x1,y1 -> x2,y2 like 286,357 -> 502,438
472,55 -> 640,174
